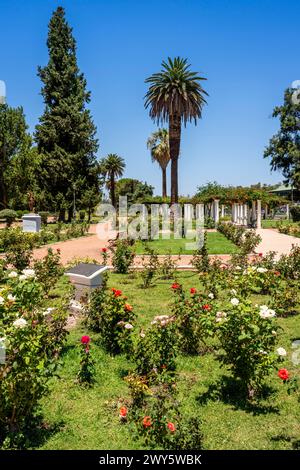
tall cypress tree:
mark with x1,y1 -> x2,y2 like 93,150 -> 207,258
35,6 -> 99,220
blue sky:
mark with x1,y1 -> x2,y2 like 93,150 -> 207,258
0,0 -> 299,195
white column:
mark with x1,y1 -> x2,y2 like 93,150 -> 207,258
221,204 -> 225,218
213,199 -> 220,225
286,204 -> 290,220
243,204 -> 248,226
196,203 -> 204,221
256,200 -> 262,229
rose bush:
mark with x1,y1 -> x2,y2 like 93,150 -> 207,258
216,296 -> 282,397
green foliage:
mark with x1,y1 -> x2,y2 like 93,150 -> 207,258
0,209 -> 17,227
171,284 -> 215,354
276,245 -> 300,279
39,211 -> 49,225
0,104 -> 32,209
85,283 -> 136,355
34,248 -> 64,295
35,6 -> 99,216
290,205 -> 300,222
79,210 -> 85,221
140,245 -> 159,288
216,297 -> 280,397
0,274 -> 67,444
1,228 -> 37,271
111,239 -> 135,274
134,316 -> 178,379
100,154 -> 125,207
264,87 -> 300,189
190,230 -> 210,273
77,336 -> 96,386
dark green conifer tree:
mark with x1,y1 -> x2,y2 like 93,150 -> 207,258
35,6 -> 99,220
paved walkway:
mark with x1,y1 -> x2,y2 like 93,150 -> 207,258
30,226 -> 300,267
255,228 -> 300,257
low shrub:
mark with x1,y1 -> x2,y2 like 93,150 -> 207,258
111,239 -> 135,274
85,282 -> 136,355
34,248 -> 64,295
290,205 -> 300,222
216,297 -> 282,398
0,209 -> 17,227
171,283 -> 215,354
77,335 -> 95,386
39,212 -> 49,225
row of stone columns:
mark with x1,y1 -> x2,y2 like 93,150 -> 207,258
231,200 -> 262,229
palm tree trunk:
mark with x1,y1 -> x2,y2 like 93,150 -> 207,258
169,114 -> 181,204
110,174 -> 116,207
162,168 -> 167,198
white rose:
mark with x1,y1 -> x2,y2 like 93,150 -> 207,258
8,271 -> 18,278
21,268 -> 36,279
0,296 -> 5,305
7,294 -> 16,302
235,266 -> 242,271
277,347 -> 287,356
257,267 -> 267,273
208,293 -> 214,299
215,311 -> 227,322
13,318 -> 28,328
230,289 -> 237,295
124,323 -> 133,329
231,298 -> 239,306
19,275 -> 27,281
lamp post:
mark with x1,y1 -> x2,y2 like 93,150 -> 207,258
73,183 -> 77,220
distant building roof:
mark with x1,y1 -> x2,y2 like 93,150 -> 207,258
269,184 -> 295,193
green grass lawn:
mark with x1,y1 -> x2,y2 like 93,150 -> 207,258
37,272 -> 300,450
134,231 -> 238,255
262,219 -> 296,229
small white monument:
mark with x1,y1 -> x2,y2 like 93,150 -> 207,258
65,263 -> 109,300
22,213 -> 41,233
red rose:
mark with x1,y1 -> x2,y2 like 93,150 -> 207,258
113,289 -> 122,297
125,303 -> 133,311
171,283 -> 180,290
143,416 -> 152,428
102,247 -> 107,253
202,304 -> 211,311
258,253 -> 263,257
119,406 -> 128,418
278,368 -> 289,381
81,335 -> 90,345
167,422 -> 176,432
190,288 -> 197,294
274,271 -> 280,276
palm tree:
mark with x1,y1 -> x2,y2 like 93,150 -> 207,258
147,128 -> 170,198
145,57 -> 208,204
101,154 -> 125,207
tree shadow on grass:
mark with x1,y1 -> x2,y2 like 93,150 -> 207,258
196,376 -> 280,416
1,417 -> 64,449
270,434 -> 300,450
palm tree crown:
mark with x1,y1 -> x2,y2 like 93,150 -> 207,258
147,129 -> 170,197
101,153 -> 125,207
144,57 -> 207,203
144,57 -> 208,125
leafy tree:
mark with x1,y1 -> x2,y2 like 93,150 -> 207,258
0,104 -> 30,208
264,87 -> 300,189
145,57 -> 207,203
115,178 -> 154,204
35,6 -> 99,221
147,128 -> 170,197
101,154 -> 125,207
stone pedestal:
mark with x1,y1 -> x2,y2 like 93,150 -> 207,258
286,204 -> 290,220
65,263 -> 109,301
22,213 -> 41,233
